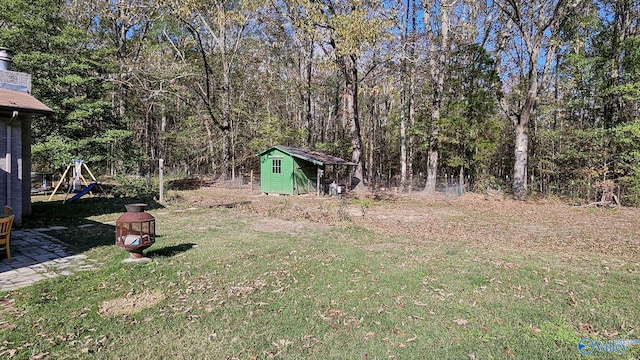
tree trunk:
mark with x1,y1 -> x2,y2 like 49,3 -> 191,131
494,0 -> 571,199
513,121 -> 529,199
424,123 -> 439,193
338,54 -> 364,190
400,64 -> 416,192
424,1 -> 451,194
221,63 -> 232,179
221,131 -> 230,180
306,39 -> 313,146
400,96 -> 408,189
202,114 -> 217,174
408,61 -> 416,192
512,44 -> 538,199
399,0 -> 416,192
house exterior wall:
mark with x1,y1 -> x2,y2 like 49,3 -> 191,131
0,113 -> 31,224
21,116 -> 31,218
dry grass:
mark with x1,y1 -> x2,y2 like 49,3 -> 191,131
2,184 -> 639,359
173,185 -> 640,261
98,290 -> 165,317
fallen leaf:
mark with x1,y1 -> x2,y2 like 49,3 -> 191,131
504,347 -> 514,357
405,334 -> 418,343
578,322 -> 594,333
454,319 -> 468,326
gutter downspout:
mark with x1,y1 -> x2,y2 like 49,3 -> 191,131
6,110 -> 18,209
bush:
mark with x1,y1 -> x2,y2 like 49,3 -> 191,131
473,175 -> 504,193
109,174 -> 157,198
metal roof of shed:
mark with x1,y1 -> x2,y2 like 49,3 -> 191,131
258,145 -> 356,166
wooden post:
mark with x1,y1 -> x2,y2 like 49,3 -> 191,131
159,158 -> 164,203
48,164 -> 72,201
82,162 -> 98,182
317,167 -> 321,196
250,170 -> 254,192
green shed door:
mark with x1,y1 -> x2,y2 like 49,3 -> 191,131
261,153 -> 295,194
270,157 -> 285,193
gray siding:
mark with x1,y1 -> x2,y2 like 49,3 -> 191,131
0,115 -> 30,224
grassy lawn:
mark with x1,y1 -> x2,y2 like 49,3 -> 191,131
1,188 -> 640,359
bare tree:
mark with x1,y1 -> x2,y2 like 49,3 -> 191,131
399,0 -> 419,191
280,0 -> 391,190
423,0 -> 457,194
167,0 -> 255,179
495,0 -> 575,199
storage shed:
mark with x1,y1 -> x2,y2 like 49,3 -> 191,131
257,145 -> 355,195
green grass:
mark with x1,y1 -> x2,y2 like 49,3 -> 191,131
1,195 -> 639,359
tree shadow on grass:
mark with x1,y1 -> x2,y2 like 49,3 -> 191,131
2,197 -> 177,274
18,197 -> 165,259
146,243 -> 196,258
0,220 -> 116,274
46,223 -> 116,252
27,196 -> 164,227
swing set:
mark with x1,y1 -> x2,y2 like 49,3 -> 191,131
47,160 -> 99,203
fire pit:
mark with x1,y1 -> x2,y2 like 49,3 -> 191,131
115,203 -> 155,264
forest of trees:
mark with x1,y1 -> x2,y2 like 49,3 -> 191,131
1,0 -> 639,204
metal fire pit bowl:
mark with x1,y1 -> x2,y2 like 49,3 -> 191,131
115,203 -> 155,264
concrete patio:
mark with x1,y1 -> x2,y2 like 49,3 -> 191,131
0,227 -> 98,291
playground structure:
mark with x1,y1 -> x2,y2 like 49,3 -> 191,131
47,160 -> 99,203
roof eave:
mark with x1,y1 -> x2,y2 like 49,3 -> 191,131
0,105 -> 53,115
258,145 -> 356,167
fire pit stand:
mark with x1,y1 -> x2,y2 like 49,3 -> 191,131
115,203 -> 155,264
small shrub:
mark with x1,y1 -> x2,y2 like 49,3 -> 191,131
110,174 -> 157,198
351,197 -> 373,218
473,175 -> 503,193
338,196 -> 351,221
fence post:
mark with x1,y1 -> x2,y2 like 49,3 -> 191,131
159,158 -> 164,203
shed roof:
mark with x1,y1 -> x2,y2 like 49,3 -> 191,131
0,88 -> 53,115
258,145 -> 356,166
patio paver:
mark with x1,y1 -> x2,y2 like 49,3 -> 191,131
0,228 -> 98,291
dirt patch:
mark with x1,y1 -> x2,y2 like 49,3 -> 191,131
98,291 -> 164,317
